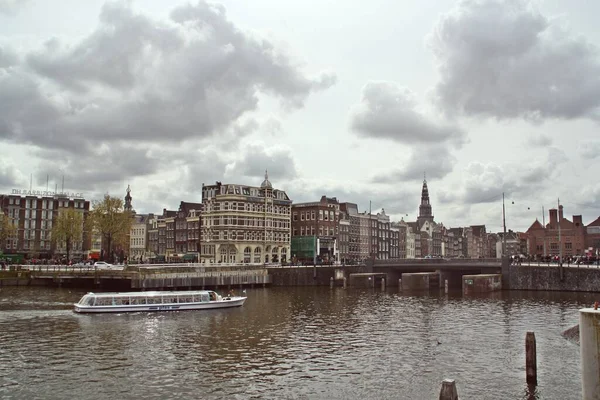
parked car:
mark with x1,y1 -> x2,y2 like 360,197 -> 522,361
94,261 -> 116,270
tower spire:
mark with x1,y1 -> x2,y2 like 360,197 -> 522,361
124,184 -> 133,212
417,175 -> 434,228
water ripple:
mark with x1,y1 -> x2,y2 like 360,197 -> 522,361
0,287 -> 590,399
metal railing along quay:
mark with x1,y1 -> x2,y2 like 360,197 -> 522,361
373,258 -> 502,265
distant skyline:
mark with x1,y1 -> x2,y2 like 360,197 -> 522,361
1,0 -> 600,232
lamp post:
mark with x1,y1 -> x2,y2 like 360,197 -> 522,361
502,193 -> 507,258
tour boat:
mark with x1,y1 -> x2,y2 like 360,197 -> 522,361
73,290 -> 246,313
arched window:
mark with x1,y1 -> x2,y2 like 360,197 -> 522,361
243,247 -> 251,263
253,247 -> 262,263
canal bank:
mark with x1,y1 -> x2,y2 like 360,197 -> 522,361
4,261 -> 600,293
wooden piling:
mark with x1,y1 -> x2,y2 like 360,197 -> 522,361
444,279 -> 448,294
330,277 -> 334,288
398,279 -> 402,291
439,379 -> 458,400
381,278 -> 385,290
343,277 -> 347,289
526,331 -> 537,386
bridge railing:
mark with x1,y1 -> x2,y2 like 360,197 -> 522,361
373,258 -> 502,265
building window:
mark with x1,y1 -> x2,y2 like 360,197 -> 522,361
293,213 -> 297,221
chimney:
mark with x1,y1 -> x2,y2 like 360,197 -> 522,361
559,205 -> 564,222
574,215 -> 583,226
549,208 -> 558,226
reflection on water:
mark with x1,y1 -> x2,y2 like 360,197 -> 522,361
0,286 -> 590,399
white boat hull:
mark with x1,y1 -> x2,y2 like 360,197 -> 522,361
73,297 -> 246,313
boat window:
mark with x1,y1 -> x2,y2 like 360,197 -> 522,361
147,297 -> 158,304
138,297 -> 146,305
180,296 -> 193,303
192,294 -> 200,302
201,293 -> 209,302
79,295 -> 95,306
96,297 -> 111,306
130,298 -> 138,305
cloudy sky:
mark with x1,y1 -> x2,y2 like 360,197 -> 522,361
1,0 -> 599,232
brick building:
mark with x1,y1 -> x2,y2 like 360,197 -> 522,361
526,205 -> 586,259
586,217 -> 600,256
0,191 -> 90,260
292,196 -> 340,263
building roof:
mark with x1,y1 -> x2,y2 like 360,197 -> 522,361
260,170 -> 272,189
587,216 -> 600,227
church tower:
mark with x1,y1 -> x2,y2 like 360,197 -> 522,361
124,185 -> 133,212
417,174 -> 434,228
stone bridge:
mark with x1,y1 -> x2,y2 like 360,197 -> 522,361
370,258 -> 505,289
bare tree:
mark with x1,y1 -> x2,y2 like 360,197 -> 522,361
89,195 -> 133,263
0,211 -> 17,251
51,208 -> 84,261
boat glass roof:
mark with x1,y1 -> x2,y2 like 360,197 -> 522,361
85,290 -> 215,298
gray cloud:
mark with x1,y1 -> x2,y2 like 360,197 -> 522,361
350,81 -> 465,144
32,144 -> 161,191
0,1 -> 334,155
372,145 -> 456,183
439,147 -> 569,206
0,0 -> 29,15
580,142 -> 600,159
429,0 -> 600,121
0,159 -> 22,187
526,134 -> 552,147
0,45 -> 18,68
225,144 -> 299,182
287,178 -> 416,219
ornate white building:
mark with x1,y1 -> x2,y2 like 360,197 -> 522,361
130,214 -> 152,262
200,172 -> 292,264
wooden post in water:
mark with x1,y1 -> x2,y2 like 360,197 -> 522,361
330,277 -> 334,288
444,279 -> 448,294
343,277 -> 347,289
526,331 -> 537,386
399,279 -> 402,291
381,278 -> 385,290
439,379 -> 458,400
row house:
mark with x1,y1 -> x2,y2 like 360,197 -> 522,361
339,202 -> 362,263
466,225 -> 488,259
390,225 -> 399,259
291,196 -> 340,263
446,228 -> 467,258
0,193 -> 90,259
129,213 -> 154,262
394,221 -> 407,259
376,209 -> 391,259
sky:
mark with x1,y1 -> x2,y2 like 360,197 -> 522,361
1,0 -> 599,233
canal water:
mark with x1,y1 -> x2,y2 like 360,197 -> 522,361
0,286 -> 592,399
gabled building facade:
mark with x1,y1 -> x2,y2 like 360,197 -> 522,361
200,172 -> 292,264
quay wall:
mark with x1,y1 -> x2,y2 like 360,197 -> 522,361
508,264 -> 600,293
268,266 -> 371,286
